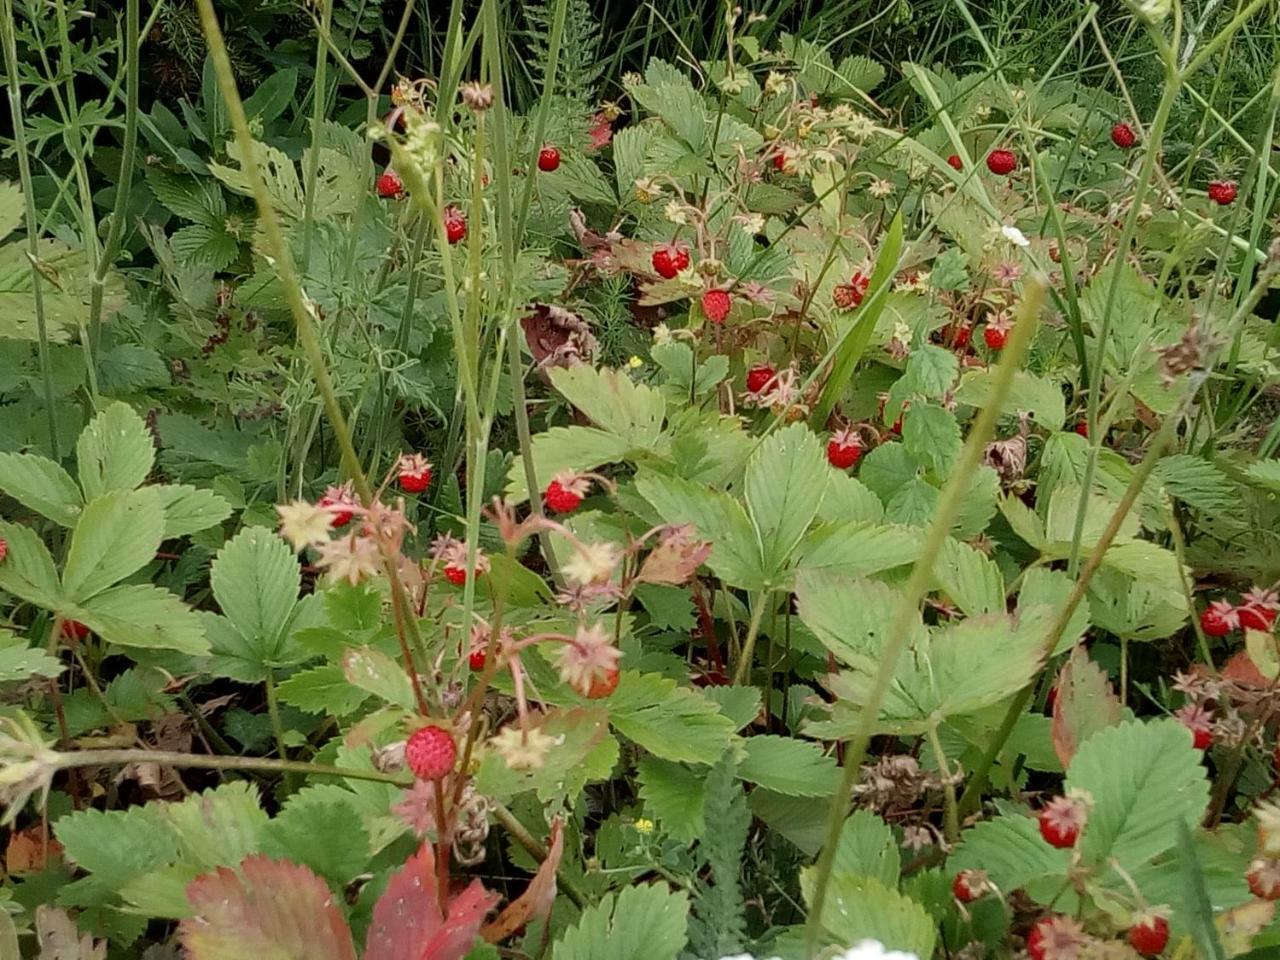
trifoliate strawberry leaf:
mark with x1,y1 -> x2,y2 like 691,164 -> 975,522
1088,565 -> 1186,641
636,471 -> 765,591
156,484 -> 232,539
262,791 -> 369,885
75,402 -> 155,500
180,856 -> 358,960
936,537 -> 1005,616
948,813 -> 1071,905
858,442 -> 922,505
276,663 -> 371,716
210,526 -> 301,659
56,805 -> 178,889
76,583 -> 209,655
0,451 -> 83,525
159,783 -> 269,873
793,521 -> 923,579
1065,718 -> 1211,881
549,883 -> 690,960
800,869 -> 936,960
637,757 -> 706,842
833,809 -> 901,887
62,488 -> 165,602
744,424 -> 827,581
0,520 -> 63,608
795,570 -> 928,664
737,735 -> 838,797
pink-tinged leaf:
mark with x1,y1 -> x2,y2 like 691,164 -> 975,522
364,841 -> 498,960
1222,650 -> 1269,687
481,819 -> 564,943
180,856 -> 357,960
1051,645 -> 1122,768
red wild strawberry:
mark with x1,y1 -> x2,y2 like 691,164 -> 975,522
1073,420 -> 1089,438
1238,603 -> 1277,632
0,536 -> 7,564
443,206 -> 467,245
1027,916 -> 1086,960
444,564 -> 467,586
947,153 -> 963,171
586,667 -> 619,700
1127,914 -> 1170,957
652,242 -> 691,279
772,151 -> 786,171
983,324 -> 1008,350
61,620 -> 90,641
986,149 -> 1017,175
1200,600 -> 1238,637
405,724 -> 457,780
319,485 -> 357,528
1207,180 -> 1237,206
469,648 -> 487,671
545,472 -> 590,514
1038,795 -> 1086,848
376,171 -> 404,199
833,272 -> 871,311
1248,857 -> 1280,900
1111,122 -> 1137,149
826,429 -> 864,470
1177,704 -> 1214,750
396,453 -> 433,494
537,144 -> 561,172
702,288 -> 732,325
952,869 -> 989,903
948,322 -> 972,348
746,364 -> 776,394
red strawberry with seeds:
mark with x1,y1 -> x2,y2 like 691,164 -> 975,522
376,171 -> 404,199
986,149 -> 1016,175
702,288 -> 732,325
545,473 -> 590,514
1208,180 -> 1237,205
1238,604 -> 1276,631
1200,600 -> 1238,637
1111,122 -> 1137,149
826,429 -> 864,470
1127,914 -> 1169,956
746,364 -> 776,394
983,324 -> 1008,350
586,667 -> 619,700
947,153 -> 963,170
397,454 -> 433,494
537,145 -> 561,172
61,620 -> 90,641
443,206 -> 467,245
1038,795 -> 1085,848
469,649 -> 486,671
405,724 -> 457,780
952,869 -> 988,903
652,241 -> 690,279
444,564 -> 467,586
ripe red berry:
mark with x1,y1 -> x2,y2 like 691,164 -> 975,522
1038,796 -> 1085,848
1238,604 -> 1277,632
983,324 -> 1008,350
443,206 -> 467,245
1200,601 -> 1238,637
1111,122 -> 1137,149
1208,180 -> 1237,206
652,242 -> 691,279
746,364 -> 776,394
702,288 -> 732,324
1127,916 -> 1169,957
986,149 -> 1017,175
826,433 -> 863,470
947,153 -> 963,170
376,171 -> 404,199
586,668 -> 619,699
319,493 -> 354,528
469,649 -> 486,671
537,145 -> 561,172
405,724 -> 457,780
1248,858 -> 1280,900
833,272 -> 871,311
444,564 -> 467,586
1074,420 -> 1089,438
545,479 -> 584,514
772,151 -> 787,171
952,870 -> 988,903
0,537 -> 7,564
399,468 -> 432,494
61,620 -> 90,641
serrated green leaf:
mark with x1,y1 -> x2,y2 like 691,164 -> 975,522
1244,460 -> 1280,493
793,521 -> 923,578
63,489 -> 165,602
833,809 -> 901,886
954,368 -> 1066,431
506,426 -> 633,502
631,81 -> 709,151
209,526 -> 300,667
886,477 -> 939,527
951,465 -> 1000,539
156,485 -> 232,539
1051,646 -> 1122,767
56,805 -> 178,888
1066,719 -> 1211,880
689,749 -> 749,957
262,791 -> 368,884
902,343 -> 959,398
737,735 -> 838,797
0,520 -> 63,608
99,343 -> 170,392
702,685 -> 761,731
77,584 -> 209,655
816,472 -> 884,524
609,673 -> 734,765
949,813 -> 1070,904
903,403 -> 962,475
744,424 -> 827,580
549,884 -> 689,960
0,181 -> 22,241
342,646 -> 415,710
76,403 -> 155,500
160,783 -> 269,872
858,442 -> 920,504
1018,567 -> 1090,655
0,632 -> 64,681
550,366 -> 666,447
276,664 -> 370,716
0,238 -> 127,342
999,493 -> 1045,549
1044,485 -> 1140,554
0,451 -> 83,525
208,139 -> 305,221
835,54 -> 886,93
637,758 -> 706,843
801,869 -> 936,959
936,537 -> 1005,616
796,570 -> 928,664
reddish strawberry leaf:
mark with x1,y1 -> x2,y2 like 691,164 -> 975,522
180,856 -> 357,960
364,841 -> 498,960
481,818 -> 564,943
1051,645 -> 1122,768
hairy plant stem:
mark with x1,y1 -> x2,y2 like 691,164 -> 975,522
51,748 -> 408,785
731,593 -> 770,687
0,0 -> 59,462
926,723 -> 960,842
299,0 -> 332,270
804,280 -> 1045,957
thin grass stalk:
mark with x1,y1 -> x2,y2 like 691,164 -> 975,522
804,279 -> 1045,957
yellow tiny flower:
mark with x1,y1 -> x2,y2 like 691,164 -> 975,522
627,355 -> 644,369
634,818 -> 655,835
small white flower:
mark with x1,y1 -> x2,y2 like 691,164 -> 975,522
840,941 -> 921,960
1001,225 -> 1030,248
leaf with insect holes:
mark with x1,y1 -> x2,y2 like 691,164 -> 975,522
76,403 -> 156,501
180,856 -> 357,960
1051,645 -> 1122,768
550,884 -> 690,960
0,520 -> 63,608
364,841 -> 498,960
0,237 -> 127,342
208,140 -> 305,220
744,424 -> 827,581
0,451 -> 83,525
481,819 -> 563,943
62,489 -> 165,603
